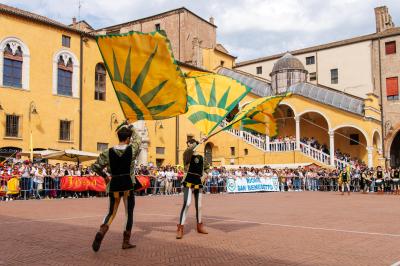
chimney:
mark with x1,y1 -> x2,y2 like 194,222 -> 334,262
209,16 -> 214,25
374,6 -> 395,33
72,17 -> 77,25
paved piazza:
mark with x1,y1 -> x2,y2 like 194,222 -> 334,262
1,192 -> 400,266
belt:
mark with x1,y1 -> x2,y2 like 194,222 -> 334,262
182,181 -> 202,189
187,171 -> 202,177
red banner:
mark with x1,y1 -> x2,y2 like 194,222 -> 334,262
60,176 -> 106,192
135,175 -> 151,191
60,176 -> 150,192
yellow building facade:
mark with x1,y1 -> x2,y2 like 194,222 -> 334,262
0,7 -> 123,157
0,4 -> 383,169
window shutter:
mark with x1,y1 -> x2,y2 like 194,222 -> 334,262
386,77 -> 399,97
385,41 -> 396,55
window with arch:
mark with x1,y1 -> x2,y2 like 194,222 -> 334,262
53,50 -> 78,98
0,38 -> 30,90
3,43 -> 23,88
57,55 -> 73,96
95,63 -> 106,101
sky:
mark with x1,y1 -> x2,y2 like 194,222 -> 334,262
3,0 -> 400,62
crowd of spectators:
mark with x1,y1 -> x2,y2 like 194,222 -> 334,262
1,159 -> 380,202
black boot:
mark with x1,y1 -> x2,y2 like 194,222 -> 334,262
122,231 -> 136,249
92,224 -> 109,252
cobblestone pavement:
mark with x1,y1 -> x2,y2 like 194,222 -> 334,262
1,192 -> 400,266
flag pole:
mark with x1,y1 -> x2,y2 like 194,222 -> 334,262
30,130 -> 33,161
206,118 -> 243,141
193,118 -> 244,152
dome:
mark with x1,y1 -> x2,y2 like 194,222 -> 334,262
270,52 -> 305,75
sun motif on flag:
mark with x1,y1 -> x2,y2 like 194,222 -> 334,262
185,72 -> 251,136
96,31 -> 187,121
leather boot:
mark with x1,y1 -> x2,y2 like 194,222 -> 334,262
122,231 -> 136,249
92,224 -> 109,252
176,224 -> 184,239
197,223 -> 208,234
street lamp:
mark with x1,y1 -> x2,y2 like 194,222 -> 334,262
154,121 -> 163,133
29,101 -> 38,121
110,113 -> 118,130
28,101 -> 38,162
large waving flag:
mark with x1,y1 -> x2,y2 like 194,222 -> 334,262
220,94 -> 289,137
96,31 -> 187,121
185,71 -> 251,136
232,116 -> 278,136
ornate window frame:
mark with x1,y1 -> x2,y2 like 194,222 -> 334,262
53,49 -> 79,98
0,37 -> 30,90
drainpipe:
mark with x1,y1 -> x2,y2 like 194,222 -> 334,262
79,34 -> 84,150
377,37 -> 386,167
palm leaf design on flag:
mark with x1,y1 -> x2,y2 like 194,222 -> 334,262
223,94 -> 290,137
233,116 -> 279,137
185,72 -> 251,136
96,31 -> 187,121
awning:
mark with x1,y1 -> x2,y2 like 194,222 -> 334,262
43,149 -> 99,163
18,150 -> 60,158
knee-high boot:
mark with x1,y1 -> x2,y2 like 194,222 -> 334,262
92,224 -> 109,252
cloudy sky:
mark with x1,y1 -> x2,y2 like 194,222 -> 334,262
3,0 -> 400,62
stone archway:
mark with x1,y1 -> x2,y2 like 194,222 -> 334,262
333,126 -> 368,166
390,130 -> 400,167
274,104 -> 296,138
299,111 -> 330,150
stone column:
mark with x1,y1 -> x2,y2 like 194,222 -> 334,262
367,146 -> 373,168
329,130 -> 335,166
295,116 -> 300,150
133,121 -> 150,166
265,135 -> 270,151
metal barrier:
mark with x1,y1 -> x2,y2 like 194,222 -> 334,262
0,175 -> 397,201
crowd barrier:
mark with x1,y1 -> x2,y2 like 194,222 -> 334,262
0,175 -> 395,200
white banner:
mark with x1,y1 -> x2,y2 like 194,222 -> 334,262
226,177 -> 279,193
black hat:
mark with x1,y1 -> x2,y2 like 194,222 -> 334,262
115,120 -> 133,133
186,138 -> 199,145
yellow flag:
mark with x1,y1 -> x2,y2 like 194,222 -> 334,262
223,94 -> 289,137
231,115 -> 278,137
96,31 -> 187,121
185,71 -> 251,136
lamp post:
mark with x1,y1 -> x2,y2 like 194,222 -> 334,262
29,101 -> 38,122
110,113 -> 118,130
28,101 -> 38,161
154,121 -> 163,134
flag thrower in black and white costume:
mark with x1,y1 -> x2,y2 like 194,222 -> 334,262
176,138 -> 209,239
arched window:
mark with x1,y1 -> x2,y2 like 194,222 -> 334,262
57,55 -> 73,96
0,37 -> 30,90
3,44 -> 23,88
204,143 -> 213,167
95,63 -> 106,100
52,50 -> 79,97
